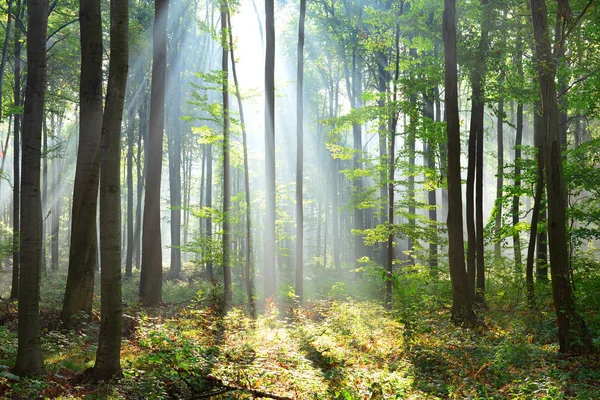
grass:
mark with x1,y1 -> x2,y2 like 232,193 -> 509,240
1,264 -> 599,399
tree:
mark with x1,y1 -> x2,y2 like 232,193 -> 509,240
62,0 -> 104,326
93,0 -> 128,379
10,0 -> 23,301
15,0 -> 49,376
443,0 -> 475,324
221,0 -> 232,311
295,0 -> 306,303
529,0 -> 593,354
140,0 -> 169,307
226,9 -> 255,316
264,0 -> 276,301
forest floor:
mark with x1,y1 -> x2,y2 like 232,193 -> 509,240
1,273 -> 600,399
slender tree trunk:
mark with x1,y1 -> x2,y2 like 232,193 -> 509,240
530,0 -> 592,354
51,116 -> 62,271
141,0 -> 169,307
206,142 -> 214,281
295,0 -> 306,303
526,146 -> 544,307
15,0 -> 48,376
423,92 -> 438,269
533,107 -> 548,281
10,10 -> 22,300
221,0 -> 232,311
443,0 -> 476,324
125,107 -> 134,277
511,35 -> 523,275
134,93 -> 147,270
512,102 -> 523,273
227,10 -> 255,314
385,26 -> 400,308
41,116 -> 47,272
62,0 -> 104,325
264,0 -> 276,301
495,77 -> 504,260
93,0 -> 128,379
167,29 -> 182,279
475,0 -> 490,300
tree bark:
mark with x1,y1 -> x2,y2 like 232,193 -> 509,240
221,0 -> 232,311
62,0 -> 104,325
125,107 -> 135,278
93,0 -> 128,379
15,0 -> 48,376
227,10 -> 255,316
141,0 -> 169,307
264,0 -> 276,301
10,4 -> 23,300
443,0 -> 476,324
530,0 -> 593,354
295,0 -> 306,303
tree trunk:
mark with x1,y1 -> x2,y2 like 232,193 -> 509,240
526,146 -> 544,308
443,0 -> 476,324
227,10 -> 255,316
62,0 -> 104,326
423,92 -> 438,269
495,80 -> 504,260
10,6 -> 22,300
93,0 -> 128,379
51,116 -> 63,271
221,0 -> 232,311
141,0 -> 169,307
264,0 -> 276,301
167,27 -> 182,280
15,0 -> 48,376
125,107 -> 134,277
295,0 -> 306,303
530,0 -> 593,354
533,106 -> 548,281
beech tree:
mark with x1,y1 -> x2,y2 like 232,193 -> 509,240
15,0 -> 49,376
529,0 -> 593,354
140,0 -> 169,307
93,0 -> 128,380
443,0 -> 476,324
62,0 -> 104,326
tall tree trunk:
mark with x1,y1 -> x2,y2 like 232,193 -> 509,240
10,7 -> 22,300
530,0 -> 592,354
93,0 -> 128,379
475,0 -> 490,300
512,101 -> 523,274
221,0 -> 232,311
423,91 -> 438,269
511,35 -> 523,275
495,77 -> 504,260
41,116 -> 47,272
526,146 -> 544,307
51,116 -> 63,271
125,107 -> 134,277
141,0 -> 169,307
443,0 -> 475,324
206,143 -> 214,281
385,26 -> 400,308
533,106 -> 548,281
62,0 -> 104,326
295,0 -> 306,303
134,92 -> 147,271
264,0 -> 276,301
15,0 -> 48,376
167,25 -> 182,279
227,10 -> 255,316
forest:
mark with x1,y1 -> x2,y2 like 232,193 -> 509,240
0,0 -> 599,398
